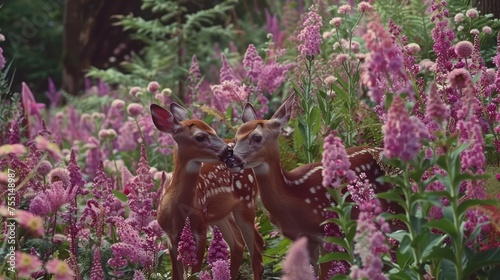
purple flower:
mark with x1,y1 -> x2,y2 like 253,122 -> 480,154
447,68 -> 471,89
357,2 -> 374,13
220,54 -> 236,82
338,4 -> 352,14
129,86 -> 141,96
466,8 -> 479,18
243,44 -> 263,82
90,249 -> 104,280
431,2 -> 456,86
147,81 -> 160,93
281,237 -> 316,280
382,97 -> 429,161
186,55 -> 202,104
36,160 -> 53,177
127,103 -> 144,117
67,149 -> 88,197
323,211 -> 349,277
46,77 -> 62,108
177,217 -> 198,267
45,259 -> 75,280
108,217 -> 152,268
297,6 -> 323,57
350,196 -> 389,280
425,83 -> 450,123
207,226 -> 229,266
127,145 -> 156,228
29,181 -> 70,216
361,19 -> 413,104
15,251 -> 43,277
133,271 -> 147,280
322,133 -> 356,188
257,62 -> 292,94
199,271 -> 212,280
211,260 -> 231,280
454,41 -> 473,58
0,46 -> 5,70
48,167 -> 71,188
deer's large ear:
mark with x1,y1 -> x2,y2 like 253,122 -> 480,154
150,104 -> 182,134
269,94 -> 294,129
242,103 -> 258,123
170,103 -> 191,122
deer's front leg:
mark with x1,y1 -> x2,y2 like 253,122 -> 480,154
233,206 -> 264,280
168,236 -> 184,280
192,226 -> 208,275
214,217 -> 245,279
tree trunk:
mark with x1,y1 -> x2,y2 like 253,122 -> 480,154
62,0 -> 83,95
62,0 -> 143,95
474,0 -> 500,19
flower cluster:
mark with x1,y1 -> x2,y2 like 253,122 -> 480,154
322,133 -> 356,188
382,96 -> 429,161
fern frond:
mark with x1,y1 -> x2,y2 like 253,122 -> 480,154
183,0 -> 237,33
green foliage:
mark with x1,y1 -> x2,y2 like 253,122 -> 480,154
87,0 -> 239,95
376,132 -> 500,280
375,0 -> 434,57
0,0 -> 63,96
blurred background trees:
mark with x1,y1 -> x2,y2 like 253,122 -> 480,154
0,0 -> 498,100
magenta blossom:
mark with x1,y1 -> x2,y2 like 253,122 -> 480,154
322,133 -> 356,188
297,6 -> 323,57
177,217 -> 198,267
382,97 -> 429,161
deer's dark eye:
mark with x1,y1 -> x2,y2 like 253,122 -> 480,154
195,135 -> 206,142
252,135 -> 262,143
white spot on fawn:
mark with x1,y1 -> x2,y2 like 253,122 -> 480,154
235,180 -> 242,190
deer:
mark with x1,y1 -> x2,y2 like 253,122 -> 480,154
150,103 -> 264,280
223,96 -> 402,279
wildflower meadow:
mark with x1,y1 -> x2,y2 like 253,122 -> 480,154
1,0 -> 500,279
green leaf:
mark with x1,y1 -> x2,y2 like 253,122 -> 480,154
113,190 -> 128,202
463,248 -> 500,278
325,236 -> 348,250
424,219 -> 458,240
318,252 -> 352,264
377,190 -> 406,205
438,259 -> 457,280
423,246 -> 455,263
396,235 -> 413,268
420,234 -> 447,261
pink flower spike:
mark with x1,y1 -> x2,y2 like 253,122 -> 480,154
211,260 -> 231,280
21,82 -> 45,118
297,6 -> 323,57
45,259 -> 75,280
177,217 -> 198,267
207,226 -> 230,266
282,237 -> 316,280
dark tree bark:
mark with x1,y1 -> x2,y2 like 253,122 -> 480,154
62,0 -> 83,95
474,0 -> 500,19
62,0 -> 143,95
